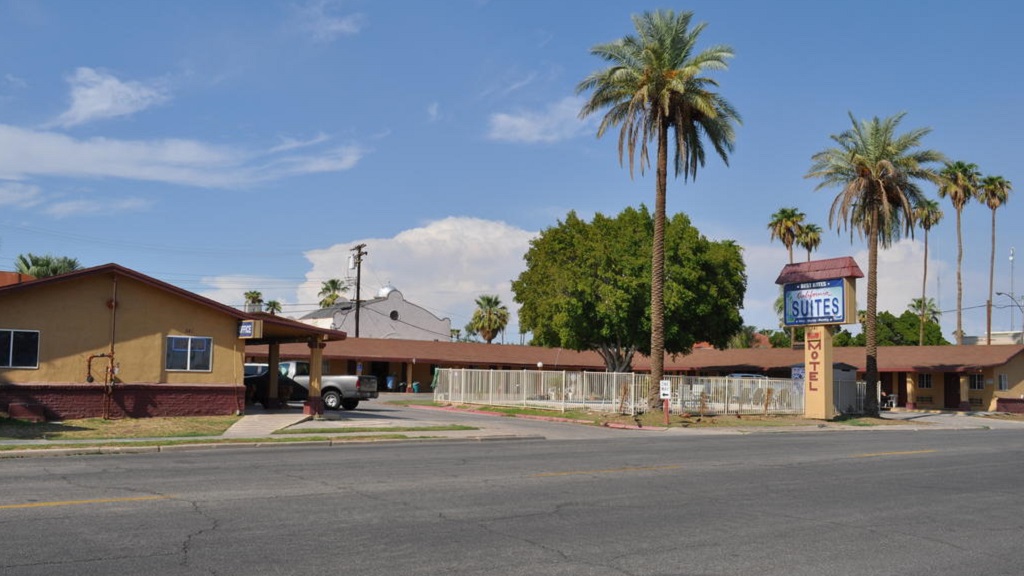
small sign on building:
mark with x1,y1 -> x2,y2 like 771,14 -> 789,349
238,320 -> 263,339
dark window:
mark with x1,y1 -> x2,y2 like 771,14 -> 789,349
165,336 -> 213,371
0,330 -> 40,369
390,310 -> 399,320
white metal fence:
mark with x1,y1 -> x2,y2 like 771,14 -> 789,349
433,368 -> 867,416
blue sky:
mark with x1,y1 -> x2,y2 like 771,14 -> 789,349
1,0 -> 1021,342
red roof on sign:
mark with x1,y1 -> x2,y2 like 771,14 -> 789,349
775,257 -> 864,285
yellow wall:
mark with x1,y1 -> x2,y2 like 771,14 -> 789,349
0,273 -> 241,386
987,354 -> 1024,410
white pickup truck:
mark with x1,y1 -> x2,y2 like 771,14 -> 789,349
245,361 -> 378,410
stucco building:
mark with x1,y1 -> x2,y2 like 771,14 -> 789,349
0,263 -> 342,420
299,284 -> 451,341
247,339 -> 1024,413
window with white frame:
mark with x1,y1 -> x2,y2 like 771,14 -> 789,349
0,329 -> 40,369
918,373 -> 932,389
165,336 -> 212,372
968,374 -> 985,391
998,374 -> 1009,391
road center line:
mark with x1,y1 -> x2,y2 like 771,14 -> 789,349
533,464 -> 683,477
852,449 -> 938,459
0,495 -> 171,510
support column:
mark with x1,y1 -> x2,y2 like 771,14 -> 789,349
267,343 -> 281,406
958,375 -> 971,412
804,326 -> 835,420
304,339 -> 325,416
905,372 -> 917,410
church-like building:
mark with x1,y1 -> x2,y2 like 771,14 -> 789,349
299,284 -> 452,341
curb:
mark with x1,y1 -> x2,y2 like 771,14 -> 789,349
0,434 -> 546,459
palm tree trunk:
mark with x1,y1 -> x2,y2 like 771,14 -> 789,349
919,229 -> 929,346
788,246 -> 795,347
648,122 -> 668,407
865,217 -> 880,416
988,208 -> 996,345
956,208 -> 964,345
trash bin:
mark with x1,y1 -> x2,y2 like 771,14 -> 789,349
412,382 -> 421,393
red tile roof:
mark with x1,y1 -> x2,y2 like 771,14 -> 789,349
0,263 -> 345,343
775,257 -> 864,285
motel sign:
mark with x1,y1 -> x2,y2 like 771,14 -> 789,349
776,257 -> 863,420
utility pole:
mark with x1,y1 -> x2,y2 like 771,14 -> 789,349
350,243 -> 367,338
1011,247 -> 1016,332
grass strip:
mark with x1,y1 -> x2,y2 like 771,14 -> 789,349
0,415 -> 241,440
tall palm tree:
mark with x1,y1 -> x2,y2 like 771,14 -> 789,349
768,207 -> 805,264
318,278 -> 348,309
914,198 -> 943,345
978,175 -> 1012,345
264,300 -> 282,315
937,161 -> 980,345
797,223 -> 822,262
577,10 -> 739,400
14,253 -> 81,278
807,112 -> 943,415
467,295 -> 510,344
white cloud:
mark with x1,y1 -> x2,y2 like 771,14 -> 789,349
427,102 -> 440,122
487,96 -> 587,143
294,0 -> 365,43
268,133 -> 330,153
44,197 -> 152,219
50,67 -> 169,128
4,74 -> 28,89
300,217 -> 537,337
0,124 -> 364,188
0,181 -> 43,208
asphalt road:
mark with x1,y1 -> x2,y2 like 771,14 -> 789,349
2,425 -> 1022,575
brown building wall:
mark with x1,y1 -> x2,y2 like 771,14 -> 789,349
0,270 -> 246,418
0,273 -> 242,386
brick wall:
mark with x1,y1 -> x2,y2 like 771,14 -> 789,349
0,383 -> 245,420
995,398 -> 1024,414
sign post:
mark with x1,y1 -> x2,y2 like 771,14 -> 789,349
776,258 -> 863,420
659,380 -> 671,426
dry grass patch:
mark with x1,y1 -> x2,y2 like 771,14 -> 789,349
0,415 -> 241,440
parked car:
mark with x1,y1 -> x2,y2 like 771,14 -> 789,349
244,361 -> 378,410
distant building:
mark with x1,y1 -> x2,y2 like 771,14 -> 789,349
299,284 -> 451,341
963,331 -> 1023,345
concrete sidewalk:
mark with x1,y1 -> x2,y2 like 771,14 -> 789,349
220,412 -> 312,438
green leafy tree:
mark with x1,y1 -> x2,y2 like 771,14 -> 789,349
797,223 -> 822,262
807,112 -> 943,415
466,295 -> 509,344
513,206 -> 746,372
768,207 -> 805,264
264,300 -> 282,315
937,161 -> 980,345
978,175 -> 1012,344
14,253 -> 81,278
577,9 -> 740,402
318,278 -> 348,309
914,198 -> 943,345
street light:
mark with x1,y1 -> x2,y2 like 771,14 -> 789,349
996,291 -> 1024,343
